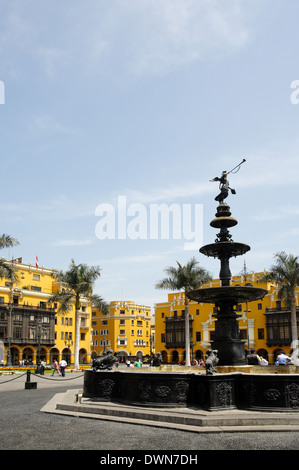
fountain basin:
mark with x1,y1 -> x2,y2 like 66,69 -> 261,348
83,370 -> 192,408
83,370 -> 299,411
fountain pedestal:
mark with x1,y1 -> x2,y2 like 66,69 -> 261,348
211,298 -> 247,365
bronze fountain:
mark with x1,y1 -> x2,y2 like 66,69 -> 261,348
82,161 -> 299,411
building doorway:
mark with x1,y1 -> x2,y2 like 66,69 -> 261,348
22,347 -> 34,365
171,350 -> 179,363
116,351 -> 128,363
79,348 -> 87,364
62,348 -> 71,364
50,348 -> 60,365
11,347 -> 19,365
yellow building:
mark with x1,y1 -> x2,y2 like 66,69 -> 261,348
92,300 -> 152,363
0,258 -> 92,366
154,271 -> 299,365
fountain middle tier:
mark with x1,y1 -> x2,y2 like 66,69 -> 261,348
200,241 -> 250,259
187,285 -> 268,305
187,284 -> 268,365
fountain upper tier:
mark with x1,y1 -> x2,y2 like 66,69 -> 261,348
194,202 -> 268,299
201,204 -> 251,258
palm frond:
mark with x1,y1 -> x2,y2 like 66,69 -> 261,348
155,277 -> 180,291
0,234 -> 19,249
259,251 -> 299,305
0,260 -> 19,283
155,257 -> 212,293
91,294 -> 109,314
48,289 -> 74,314
50,259 -> 107,314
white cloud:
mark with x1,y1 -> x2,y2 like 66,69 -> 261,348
123,181 -> 214,204
106,139 -> 299,207
0,195 -> 93,222
0,1 -> 257,80
34,47 -> 70,79
118,0 -> 252,77
102,245 -> 184,265
52,239 -> 93,247
34,116 -> 74,134
253,204 -> 299,222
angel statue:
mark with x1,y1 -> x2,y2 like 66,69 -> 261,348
209,159 -> 246,203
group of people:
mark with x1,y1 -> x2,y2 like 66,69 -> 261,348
247,348 -> 293,366
19,358 -> 34,366
126,358 -> 143,368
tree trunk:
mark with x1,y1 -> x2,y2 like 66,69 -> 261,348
185,299 -> 191,367
290,297 -> 298,345
74,309 -> 81,370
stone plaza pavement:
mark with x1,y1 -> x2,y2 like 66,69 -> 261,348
1,368 -> 299,452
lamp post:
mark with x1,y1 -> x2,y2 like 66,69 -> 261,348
64,339 -> 73,365
246,304 -> 251,350
35,318 -> 44,374
35,316 -> 50,374
37,319 -> 42,363
6,304 -> 12,367
190,339 -> 197,363
6,262 -> 23,367
150,334 -> 154,365
6,285 -> 15,367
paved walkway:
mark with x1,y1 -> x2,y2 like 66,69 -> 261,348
1,370 -> 299,452
42,387 -> 299,434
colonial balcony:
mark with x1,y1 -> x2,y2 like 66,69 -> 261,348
0,336 -> 56,347
264,306 -> 299,347
164,314 -> 193,349
0,301 -> 56,316
0,302 -> 56,346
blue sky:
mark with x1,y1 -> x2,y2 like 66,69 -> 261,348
1,0 -> 299,310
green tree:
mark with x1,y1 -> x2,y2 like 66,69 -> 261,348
260,251 -> 299,345
0,234 -> 19,366
0,234 -> 19,281
49,259 -> 108,369
155,257 -> 212,366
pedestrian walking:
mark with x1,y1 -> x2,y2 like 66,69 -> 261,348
59,359 -> 67,377
51,359 -> 61,376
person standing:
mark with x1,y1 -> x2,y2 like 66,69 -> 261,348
59,359 -> 67,377
40,359 -> 46,375
246,349 -> 261,365
260,356 -> 269,366
277,350 -> 292,365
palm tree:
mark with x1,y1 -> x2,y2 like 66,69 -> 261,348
48,259 -> 108,369
0,234 -> 19,366
155,257 -> 212,366
259,252 -> 299,346
0,234 -> 19,281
